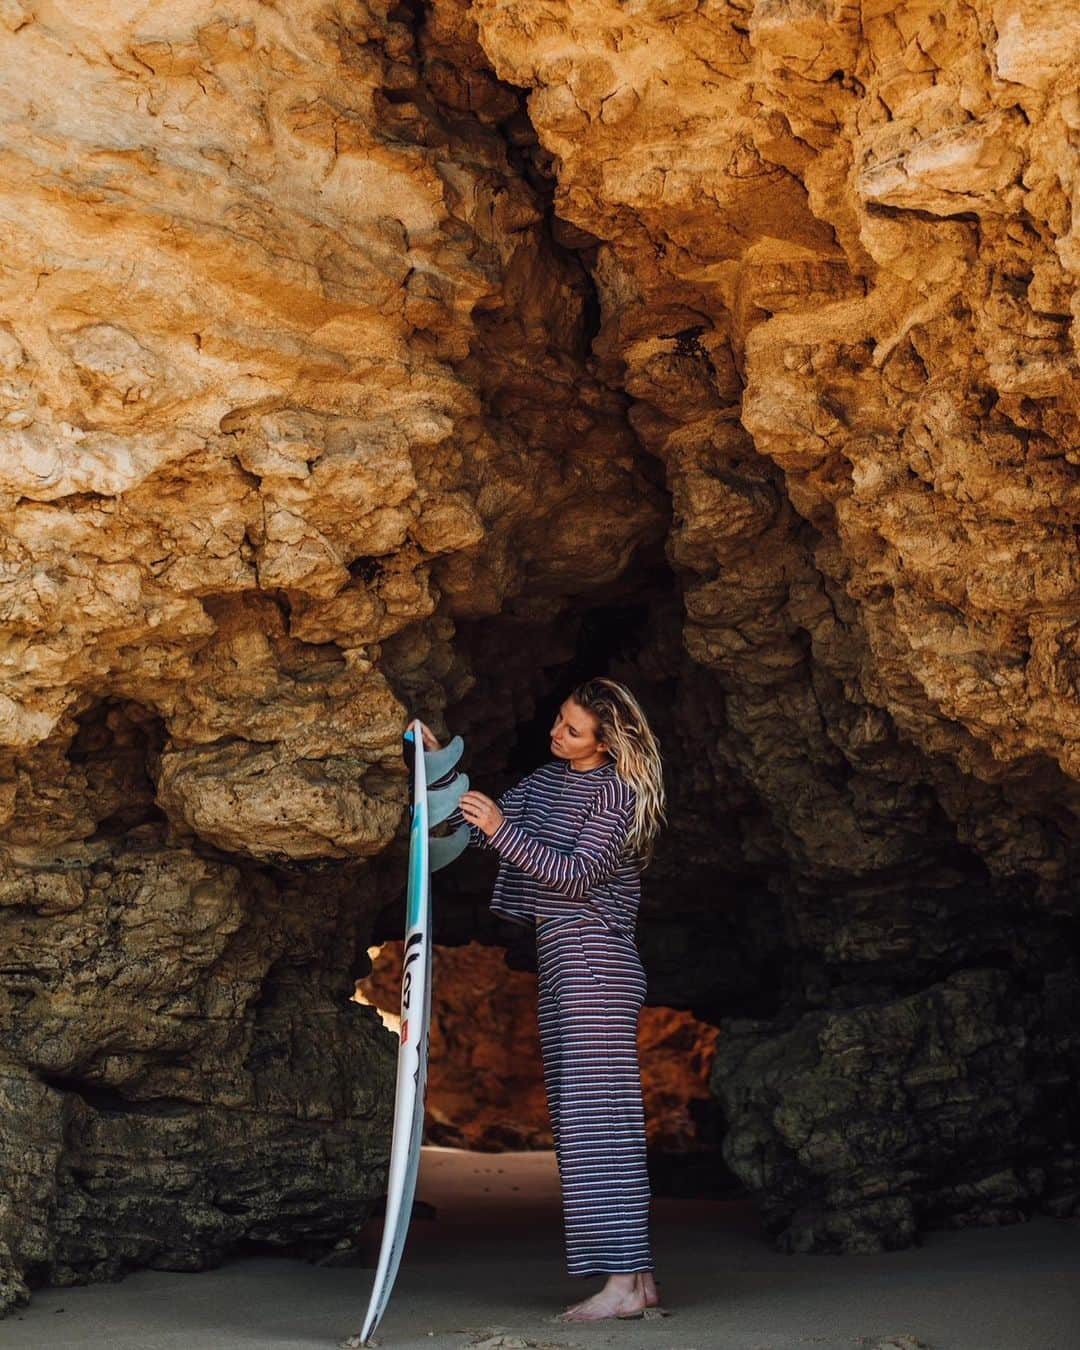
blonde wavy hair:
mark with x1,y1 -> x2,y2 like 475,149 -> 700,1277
570,677 -> 667,868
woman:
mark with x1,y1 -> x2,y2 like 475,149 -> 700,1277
416,677 -> 667,1322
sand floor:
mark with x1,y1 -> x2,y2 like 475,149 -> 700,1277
2,1147 -> 1077,1350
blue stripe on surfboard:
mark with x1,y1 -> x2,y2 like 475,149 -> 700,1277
406,793 -> 428,929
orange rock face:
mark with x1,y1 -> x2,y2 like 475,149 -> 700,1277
470,0 -> 1080,887
356,939 -> 719,1152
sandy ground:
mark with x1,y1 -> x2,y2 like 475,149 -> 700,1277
3,1147 -> 1078,1350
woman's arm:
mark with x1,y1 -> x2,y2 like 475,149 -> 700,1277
486,787 -> 634,899
428,764 -> 528,852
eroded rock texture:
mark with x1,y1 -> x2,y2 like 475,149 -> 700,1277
0,835 -> 393,1305
0,0 -> 1078,1312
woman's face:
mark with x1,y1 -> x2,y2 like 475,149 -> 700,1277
550,697 -> 608,760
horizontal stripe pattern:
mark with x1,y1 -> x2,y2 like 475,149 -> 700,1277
433,758 -> 641,935
431,753 -> 652,1274
537,916 -> 653,1276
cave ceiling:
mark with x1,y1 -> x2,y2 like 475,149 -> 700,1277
0,0 -> 1075,898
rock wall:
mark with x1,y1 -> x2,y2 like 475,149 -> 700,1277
470,0 -> 1080,887
0,848 -> 393,1310
0,0 -> 1078,1312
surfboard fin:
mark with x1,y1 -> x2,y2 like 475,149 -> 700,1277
402,726 -> 470,873
427,775 -> 468,827
421,733 -> 464,785
429,823 -> 470,872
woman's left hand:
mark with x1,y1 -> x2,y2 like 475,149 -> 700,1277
459,790 -> 505,838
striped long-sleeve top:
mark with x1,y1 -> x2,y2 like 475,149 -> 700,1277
432,756 -> 641,936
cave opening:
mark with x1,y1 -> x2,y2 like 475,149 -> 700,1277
353,938 -> 740,1198
504,592 -> 668,776
366,548 -> 755,1200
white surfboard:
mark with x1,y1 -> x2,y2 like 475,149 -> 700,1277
355,722 -> 467,1345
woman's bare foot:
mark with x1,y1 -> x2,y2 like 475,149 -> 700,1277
558,1272 -> 650,1322
642,1270 -> 660,1306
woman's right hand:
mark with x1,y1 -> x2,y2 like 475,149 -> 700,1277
414,719 -> 441,753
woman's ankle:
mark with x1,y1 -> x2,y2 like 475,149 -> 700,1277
604,1273 -> 638,1294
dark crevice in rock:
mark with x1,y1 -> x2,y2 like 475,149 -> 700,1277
69,698 -> 169,841
37,1075 -> 193,1117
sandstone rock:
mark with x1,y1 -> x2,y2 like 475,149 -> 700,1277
469,0 -> 1080,1255
0,0 -> 1079,1310
0,1060 -> 64,1312
0,0 -> 668,1314
472,0 -> 1080,885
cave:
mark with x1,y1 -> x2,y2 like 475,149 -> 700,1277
1,0 -> 1079,1334
354,938 -> 726,1173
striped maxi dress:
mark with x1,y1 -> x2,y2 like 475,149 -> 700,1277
434,753 -> 653,1278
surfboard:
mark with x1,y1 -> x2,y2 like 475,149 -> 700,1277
355,722 -> 467,1345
